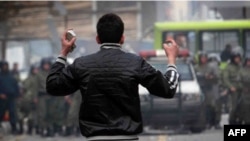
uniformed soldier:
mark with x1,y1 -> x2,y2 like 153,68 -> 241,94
195,52 -> 221,129
236,57 -> 250,124
36,58 -> 52,137
48,95 -> 65,136
222,52 -> 242,125
17,65 -> 39,134
195,52 -> 210,128
64,90 -> 81,136
207,54 -> 222,129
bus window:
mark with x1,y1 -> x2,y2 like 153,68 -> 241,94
162,31 -> 196,54
201,31 -> 239,54
244,31 -> 250,57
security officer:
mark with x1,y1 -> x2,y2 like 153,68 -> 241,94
195,52 -> 221,129
36,58 -> 52,137
18,65 -> 39,134
64,90 -> 81,136
194,52 -> 211,126
0,61 -> 20,134
236,57 -> 250,124
207,54 -> 222,129
222,51 -> 242,124
48,94 -> 65,136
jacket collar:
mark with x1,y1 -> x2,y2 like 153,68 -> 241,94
100,43 -> 122,49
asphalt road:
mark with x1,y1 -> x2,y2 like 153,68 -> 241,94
0,114 -> 228,141
0,129 -> 224,141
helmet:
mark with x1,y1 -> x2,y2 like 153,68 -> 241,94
198,51 -> 208,60
40,57 -> 54,70
208,53 -> 221,62
243,56 -> 250,67
231,46 -> 243,58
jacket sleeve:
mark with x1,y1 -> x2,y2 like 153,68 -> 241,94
46,56 -> 79,96
138,59 -> 179,98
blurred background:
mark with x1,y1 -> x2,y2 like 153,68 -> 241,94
1,1 -> 250,141
2,0 -> 250,70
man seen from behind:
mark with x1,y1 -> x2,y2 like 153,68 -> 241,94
46,13 -> 179,141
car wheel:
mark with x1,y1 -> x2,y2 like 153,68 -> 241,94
189,106 -> 207,133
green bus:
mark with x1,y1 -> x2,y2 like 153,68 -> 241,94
154,20 -> 250,60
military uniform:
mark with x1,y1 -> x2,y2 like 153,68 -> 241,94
18,72 -> 38,134
236,62 -> 250,124
48,96 -> 65,135
64,91 -> 81,136
222,63 -> 242,124
195,61 -> 221,128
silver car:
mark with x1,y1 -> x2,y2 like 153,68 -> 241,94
139,57 -> 207,133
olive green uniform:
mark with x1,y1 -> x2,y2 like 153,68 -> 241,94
18,73 -> 38,134
222,64 -> 242,124
48,96 -> 65,134
195,62 -> 221,127
236,67 -> 250,124
36,70 -> 51,134
64,90 -> 81,136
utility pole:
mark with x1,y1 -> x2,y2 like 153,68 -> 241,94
0,21 -> 9,60
92,0 -> 97,32
137,1 -> 142,40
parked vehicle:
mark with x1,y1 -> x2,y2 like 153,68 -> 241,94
139,56 -> 206,133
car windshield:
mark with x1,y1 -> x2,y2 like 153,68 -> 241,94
149,61 -> 194,81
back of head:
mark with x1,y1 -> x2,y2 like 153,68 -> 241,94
0,61 -> 9,73
40,57 -> 52,71
97,13 -> 124,44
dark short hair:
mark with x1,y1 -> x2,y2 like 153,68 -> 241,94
97,13 -> 124,43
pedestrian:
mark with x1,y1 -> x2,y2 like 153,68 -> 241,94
0,61 -> 20,135
222,51 -> 242,125
46,13 -> 179,141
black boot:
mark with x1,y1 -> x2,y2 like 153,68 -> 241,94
10,123 -> 18,135
63,126 -> 72,137
46,127 -> 54,137
18,120 -> 23,135
35,125 -> 40,135
27,120 -> 33,135
75,127 -> 81,137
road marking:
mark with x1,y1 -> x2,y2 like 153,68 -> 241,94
158,135 -> 167,141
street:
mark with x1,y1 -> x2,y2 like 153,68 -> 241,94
1,127 -> 224,141
1,114 -> 228,141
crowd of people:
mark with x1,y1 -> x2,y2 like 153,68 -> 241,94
194,44 -> 250,130
0,44 -> 250,137
0,58 -> 81,137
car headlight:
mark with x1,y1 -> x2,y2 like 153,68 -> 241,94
181,93 -> 201,102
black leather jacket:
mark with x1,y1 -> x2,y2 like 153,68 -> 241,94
46,44 -> 179,139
